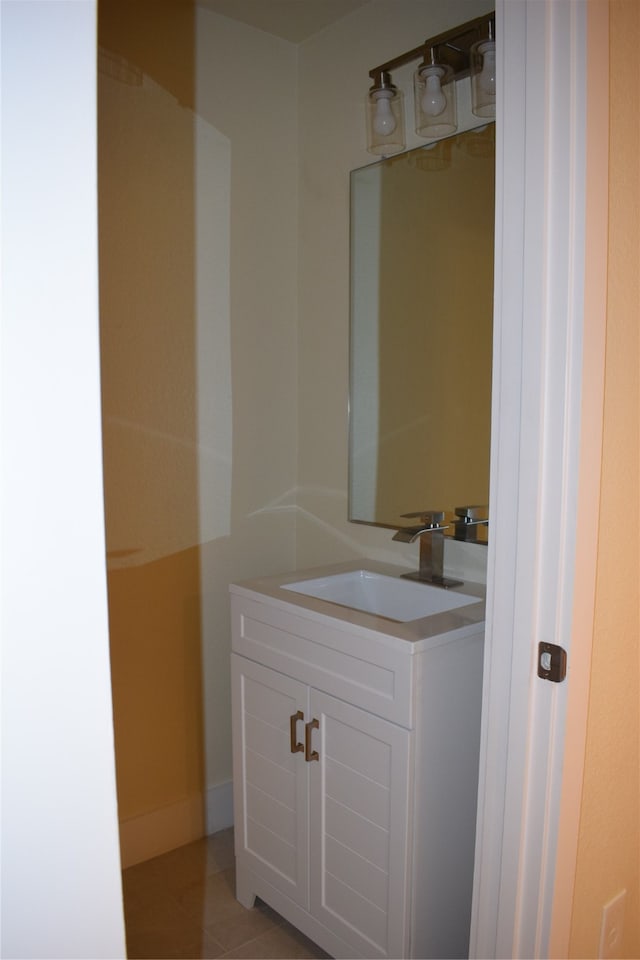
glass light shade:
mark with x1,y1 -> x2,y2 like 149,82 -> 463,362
366,86 -> 405,156
470,39 -> 496,118
414,65 -> 457,139
414,137 -> 452,172
464,122 -> 494,158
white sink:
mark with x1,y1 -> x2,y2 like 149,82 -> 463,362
282,569 -> 478,622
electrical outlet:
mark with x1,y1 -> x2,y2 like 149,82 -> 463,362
599,889 -> 626,959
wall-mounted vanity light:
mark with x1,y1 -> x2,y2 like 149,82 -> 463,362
365,70 -> 405,157
470,20 -> 496,118
414,51 -> 457,139
366,12 -> 495,156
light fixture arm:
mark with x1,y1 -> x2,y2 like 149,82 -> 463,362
368,12 -> 495,86
369,43 -> 426,86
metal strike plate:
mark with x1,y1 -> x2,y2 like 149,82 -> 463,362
537,642 -> 567,683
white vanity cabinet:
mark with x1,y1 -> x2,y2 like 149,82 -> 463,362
230,564 -> 485,960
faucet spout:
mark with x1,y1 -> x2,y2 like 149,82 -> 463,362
392,524 -> 433,544
392,510 -> 462,589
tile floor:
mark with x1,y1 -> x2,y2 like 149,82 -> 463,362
122,828 -> 331,959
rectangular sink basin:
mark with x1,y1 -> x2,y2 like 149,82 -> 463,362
281,569 -> 478,623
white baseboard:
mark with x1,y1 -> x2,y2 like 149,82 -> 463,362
119,793 -> 205,869
118,781 -> 234,869
205,779 -> 234,835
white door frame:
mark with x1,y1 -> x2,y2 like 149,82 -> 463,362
470,2 -> 604,957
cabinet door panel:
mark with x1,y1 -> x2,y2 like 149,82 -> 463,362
309,691 -> 411,959
324,757 -> 390,829
245,710 -> 298,770
325,835 -> 388,910
231,655 -> 309,908
245,816 -> 298,882
324,873 -> 388,949
324,796 -> 389,872
327,717 -> 393,785
245,783 -> 296,846
244,748 -> 296,812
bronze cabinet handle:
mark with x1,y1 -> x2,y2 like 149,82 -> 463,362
304,718 -> 320,762
289,710 -> 304,754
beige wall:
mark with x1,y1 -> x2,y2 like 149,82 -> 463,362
99,0 -> 298,864
568,1 -> 640,956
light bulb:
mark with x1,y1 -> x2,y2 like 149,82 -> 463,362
478,44 -> 496,96
372,93 -> 397,136
420,69 -> 446,117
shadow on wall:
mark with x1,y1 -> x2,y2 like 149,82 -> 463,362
98,0 -> 231,867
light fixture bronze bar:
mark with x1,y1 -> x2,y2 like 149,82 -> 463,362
369,43 -> 426,82
369,11 -> 494,83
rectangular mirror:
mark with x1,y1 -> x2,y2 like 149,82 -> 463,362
349,123 -> 495,537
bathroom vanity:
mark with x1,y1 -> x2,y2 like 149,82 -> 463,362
230,561 -> 485,959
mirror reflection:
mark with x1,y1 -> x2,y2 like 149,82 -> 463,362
349,123 -> 495,537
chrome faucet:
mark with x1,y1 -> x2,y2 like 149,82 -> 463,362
452,504 -> 489,542
392,510 -> 462,588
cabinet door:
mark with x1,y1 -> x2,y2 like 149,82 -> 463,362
308,690 -> 411,959
231,655 -> 309,908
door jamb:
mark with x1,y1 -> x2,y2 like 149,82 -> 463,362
469,2 -> 602,956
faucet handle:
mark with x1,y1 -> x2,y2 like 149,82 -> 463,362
453,505 -> 488,543
454,505 -> 488,523
401,510 -> 446,527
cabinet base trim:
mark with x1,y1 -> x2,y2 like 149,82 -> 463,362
236,862 -> 367,960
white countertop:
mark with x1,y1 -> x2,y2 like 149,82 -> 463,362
230,559 -> 486,651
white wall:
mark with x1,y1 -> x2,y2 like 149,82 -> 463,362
1,2 -> 126,956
